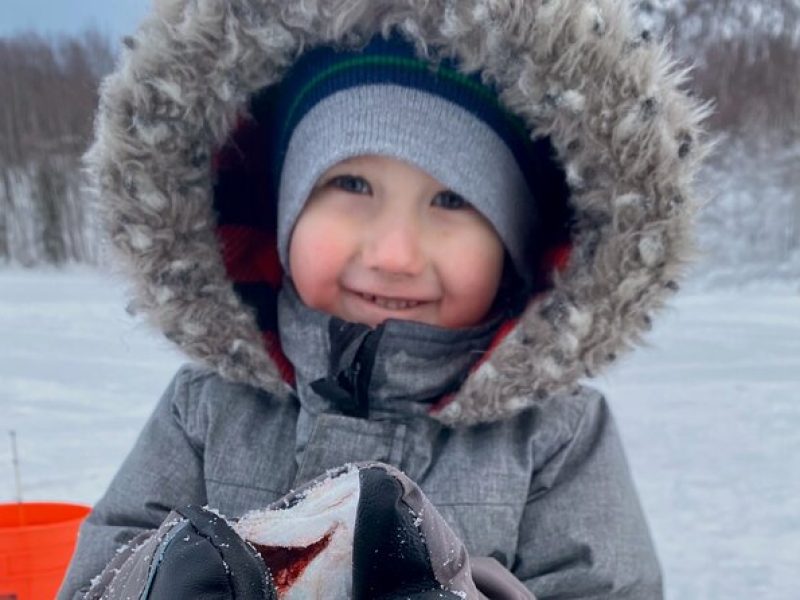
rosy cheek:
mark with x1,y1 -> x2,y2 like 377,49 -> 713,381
289,215 -> 353,313
447,274 -> 496,320
435,234 -> 503,327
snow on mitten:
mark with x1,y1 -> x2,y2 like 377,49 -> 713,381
233,461 -> 481,599
84,504 -> 275,600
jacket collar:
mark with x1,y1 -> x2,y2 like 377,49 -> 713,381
277,279 -> 503,420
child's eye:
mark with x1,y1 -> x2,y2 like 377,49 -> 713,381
432,191 -> 470,210
329,175 -> 371,195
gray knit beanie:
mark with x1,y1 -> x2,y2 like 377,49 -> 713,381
273,32 -> 546,284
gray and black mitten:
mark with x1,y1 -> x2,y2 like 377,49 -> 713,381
85,461 -> 520,599
84,504 -> 275,599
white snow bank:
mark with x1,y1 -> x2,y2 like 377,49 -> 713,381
0,268 -> 797,599
0,266 -> 183,503
593,291 -> 800,600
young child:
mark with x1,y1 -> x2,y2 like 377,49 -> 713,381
59,0 -> 709,597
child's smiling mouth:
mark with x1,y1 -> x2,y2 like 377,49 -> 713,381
345,287 -> 434,313
356,291 -> 423,310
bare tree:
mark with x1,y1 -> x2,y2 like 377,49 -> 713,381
0,29 -> 114,265
641,0 -> 800,137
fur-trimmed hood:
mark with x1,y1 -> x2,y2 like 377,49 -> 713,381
87,0 -> 710,426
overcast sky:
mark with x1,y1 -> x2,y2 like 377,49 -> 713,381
1,0 -> 150,41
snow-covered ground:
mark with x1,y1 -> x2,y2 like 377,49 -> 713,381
0,267 -> 798,599
592,292 -> 800,599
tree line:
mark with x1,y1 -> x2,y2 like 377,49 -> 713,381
640,0 -> 800,273
0,29 -> 113,265
642,0 -> 800,139
1,2 -> 799,268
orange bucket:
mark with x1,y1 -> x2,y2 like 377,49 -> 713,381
0,502 -> 91,600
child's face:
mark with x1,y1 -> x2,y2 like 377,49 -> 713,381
288,155 -> 505,329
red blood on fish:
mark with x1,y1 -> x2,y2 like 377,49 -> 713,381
252,532 -> 334,596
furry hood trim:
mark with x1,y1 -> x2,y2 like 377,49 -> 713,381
87,0 -> 711,426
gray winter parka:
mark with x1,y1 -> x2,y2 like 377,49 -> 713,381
58,0 -> 710,597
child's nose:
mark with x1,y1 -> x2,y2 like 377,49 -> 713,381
361,215 -> 426,276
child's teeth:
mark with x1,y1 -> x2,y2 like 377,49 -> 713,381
362,293 -> 419,310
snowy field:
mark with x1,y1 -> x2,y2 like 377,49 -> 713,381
0,267 -> 798,599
